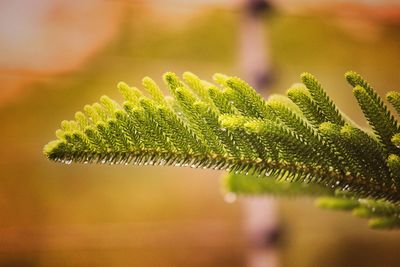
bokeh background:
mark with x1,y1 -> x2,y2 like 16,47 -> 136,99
1,0 -> 400,266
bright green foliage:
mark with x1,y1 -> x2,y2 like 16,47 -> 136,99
386,91 -> 400,116
224,172 -> 333,197
316,197 -> 359,210
44,71 -> 400,229
301,73 -> 346,126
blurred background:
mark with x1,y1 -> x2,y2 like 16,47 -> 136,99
1,0 -> 400,266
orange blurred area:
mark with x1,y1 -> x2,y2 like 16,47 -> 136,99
1,0 -> 400,266
0,0 -> 125,106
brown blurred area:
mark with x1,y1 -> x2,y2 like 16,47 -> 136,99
0,0 -> 124,105
1,0 -> 400,266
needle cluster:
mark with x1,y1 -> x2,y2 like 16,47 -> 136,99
44,71 -> 400,229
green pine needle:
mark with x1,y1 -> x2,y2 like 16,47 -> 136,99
44,71 -> 400,229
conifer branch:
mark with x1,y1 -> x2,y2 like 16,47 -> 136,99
44,71 -> 400,229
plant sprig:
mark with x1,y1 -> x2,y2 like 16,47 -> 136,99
44,71 -> 400,229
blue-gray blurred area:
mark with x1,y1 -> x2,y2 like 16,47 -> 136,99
0,0 -> 400,266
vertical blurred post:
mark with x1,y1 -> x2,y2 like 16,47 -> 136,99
238,1 -> 280,266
